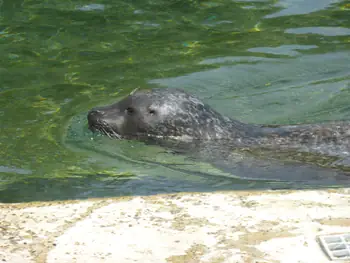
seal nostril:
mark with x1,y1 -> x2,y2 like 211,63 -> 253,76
88,109 -> 105,124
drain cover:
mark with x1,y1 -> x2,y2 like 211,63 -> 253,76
318,233 -> 350,261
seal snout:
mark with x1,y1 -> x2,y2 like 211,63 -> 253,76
87,109 -> 105,130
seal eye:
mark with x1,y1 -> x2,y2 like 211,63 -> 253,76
149,109 -> 156,115
126,107 -> 134,115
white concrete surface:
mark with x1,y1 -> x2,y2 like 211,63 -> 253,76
1,189 -> 349,263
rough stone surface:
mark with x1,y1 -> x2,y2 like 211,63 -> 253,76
1,189 -> 349,263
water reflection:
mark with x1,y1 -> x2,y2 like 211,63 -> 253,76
286,27 -> 350,36
265,0 -> 342,18
248,45 -> 317,56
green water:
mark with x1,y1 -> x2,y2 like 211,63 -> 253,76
0,0 -> 349,202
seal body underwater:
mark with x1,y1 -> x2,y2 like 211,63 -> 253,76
87,88 -> 350,181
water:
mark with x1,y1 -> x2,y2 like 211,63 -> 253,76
0,0 -> 349,202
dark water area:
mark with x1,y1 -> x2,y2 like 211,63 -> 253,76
0,0 -> 349,203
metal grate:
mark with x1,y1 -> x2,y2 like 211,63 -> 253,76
318,233 -> 350,261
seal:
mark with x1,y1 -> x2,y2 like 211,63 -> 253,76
87,88 -> 350,167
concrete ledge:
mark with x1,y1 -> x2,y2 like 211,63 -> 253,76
1,189 -> 349,263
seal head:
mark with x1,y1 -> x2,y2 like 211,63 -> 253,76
87,88 -> 247,141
